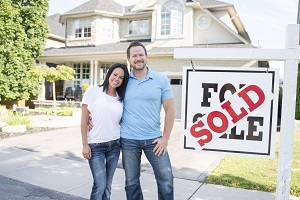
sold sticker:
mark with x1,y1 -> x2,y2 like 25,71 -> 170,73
181,67 -> 279,157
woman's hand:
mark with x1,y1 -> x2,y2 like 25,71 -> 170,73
82,144 -> 91,159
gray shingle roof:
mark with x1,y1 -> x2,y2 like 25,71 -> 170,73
65,0 -> 124,14
41,42 -> 256,57
194,0 -> 229,7
47,13 -> 65,37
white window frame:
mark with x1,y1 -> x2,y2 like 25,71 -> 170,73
74,18 -> 91,38
128,19 -> 149,36
160,0 -> 183,36
73,63 -> 90,87
100,18 -> 113,39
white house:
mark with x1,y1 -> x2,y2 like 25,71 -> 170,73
39,0 -> 267,118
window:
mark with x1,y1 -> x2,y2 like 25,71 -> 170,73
82,63 -> 90,79
74,64 -> 80,79
161,0 -> 183,35
75,18 -> 91,38
73,63 -> 90,86
170,79 -> 182,85
128,19 -> 149,35
100,18 -> 113,39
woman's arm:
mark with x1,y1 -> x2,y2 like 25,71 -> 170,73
81,104 -> 91,159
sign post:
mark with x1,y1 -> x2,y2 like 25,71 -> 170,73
174,24 -> 300,200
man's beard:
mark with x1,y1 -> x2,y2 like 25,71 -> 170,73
131,61 -> 146,71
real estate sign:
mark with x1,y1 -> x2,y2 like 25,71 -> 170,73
181,67 -> 279,158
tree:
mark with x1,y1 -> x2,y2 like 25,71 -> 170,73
31,65 -> 75,117
0,0 -> 49,101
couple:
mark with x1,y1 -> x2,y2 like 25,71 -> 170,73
81,41 -> 175,200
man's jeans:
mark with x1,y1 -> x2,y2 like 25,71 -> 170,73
121,137 -> 174,200
88,139 -> 120,200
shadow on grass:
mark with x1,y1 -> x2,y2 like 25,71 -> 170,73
206,173 -> 274,193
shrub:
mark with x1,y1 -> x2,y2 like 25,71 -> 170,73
4,112 -> 31,128
33,106 -> 74,116
82,84 -> 90,94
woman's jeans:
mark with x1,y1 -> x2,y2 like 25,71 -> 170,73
121,137 -> 174,200
88,139 -> 120,200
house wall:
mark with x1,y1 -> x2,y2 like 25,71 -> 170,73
193,10 -> 241,44
45,39 -> 65,48
214,10 -> 238,33
147,57 -> 259,73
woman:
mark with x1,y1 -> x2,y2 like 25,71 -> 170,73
81,63 -> 129,200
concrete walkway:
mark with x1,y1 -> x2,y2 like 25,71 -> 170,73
0,115 -> 299,200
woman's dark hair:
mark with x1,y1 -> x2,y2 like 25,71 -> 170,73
101,63 -> 129,102
126,40 -> 147,58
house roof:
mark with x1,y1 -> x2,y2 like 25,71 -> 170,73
41,42 -> 256,58
47,13 -> 65,38
131,0 -> 229,11
64,0 -> 125,15
194,0 -> 229,7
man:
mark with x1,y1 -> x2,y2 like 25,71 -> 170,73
121,40 -> 175,200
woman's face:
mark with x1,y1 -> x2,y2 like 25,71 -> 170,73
108,67 -> 124,89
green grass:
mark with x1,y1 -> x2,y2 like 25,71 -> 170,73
206,132 -> 300,197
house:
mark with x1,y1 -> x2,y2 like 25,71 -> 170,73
36,13 -> 66,101
39,0 -> 267,118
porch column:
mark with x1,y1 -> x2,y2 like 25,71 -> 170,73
94,60 -> 98,86
90,60 -> 94,85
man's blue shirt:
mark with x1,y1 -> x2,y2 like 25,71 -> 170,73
120,67 -> 173,140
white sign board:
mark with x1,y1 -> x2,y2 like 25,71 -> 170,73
181,67 -> 279,158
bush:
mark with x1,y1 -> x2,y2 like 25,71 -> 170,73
82,84 -> 90,94
4,112 -> 31,128
33,106 -> 74,116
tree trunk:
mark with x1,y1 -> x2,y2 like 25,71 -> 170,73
52,82 -> 57,119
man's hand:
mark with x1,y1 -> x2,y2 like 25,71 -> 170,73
88,116 -> 93,131
152,137 -> 169,156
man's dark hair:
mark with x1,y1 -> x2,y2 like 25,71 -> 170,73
101,63 -> 129,102
126,40 -> 147,58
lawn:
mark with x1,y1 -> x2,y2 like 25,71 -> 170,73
206,131 -> 300,197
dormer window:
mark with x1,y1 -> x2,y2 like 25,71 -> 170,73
161,0 -> 183,35
100,18 -> 113,39
128,19 -> 149,35
75,18 -> 91,38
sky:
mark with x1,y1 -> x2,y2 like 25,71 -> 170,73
48,0 -> 299,77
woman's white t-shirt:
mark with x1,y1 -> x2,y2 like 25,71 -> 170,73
82,86 -> 123,143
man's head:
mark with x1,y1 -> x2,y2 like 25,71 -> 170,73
127,41 -> 148,71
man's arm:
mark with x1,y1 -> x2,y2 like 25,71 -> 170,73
152,98 -> 175,156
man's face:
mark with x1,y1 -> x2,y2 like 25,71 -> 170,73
127,46 -> 147,71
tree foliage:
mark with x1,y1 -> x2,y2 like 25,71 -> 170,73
0,0 -> 49,101
31,64 -> 75,117
31,65 -> 75,83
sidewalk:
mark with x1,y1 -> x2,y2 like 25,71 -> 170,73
0,115 -> 299,200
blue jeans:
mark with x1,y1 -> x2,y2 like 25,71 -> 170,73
88,139 -> 120,200
121,137 -> 174,200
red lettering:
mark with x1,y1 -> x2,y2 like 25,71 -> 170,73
207,111 -> 228,133
221,100 -> 248,123
190,120 -> 213,147
238,85 -> 265,112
